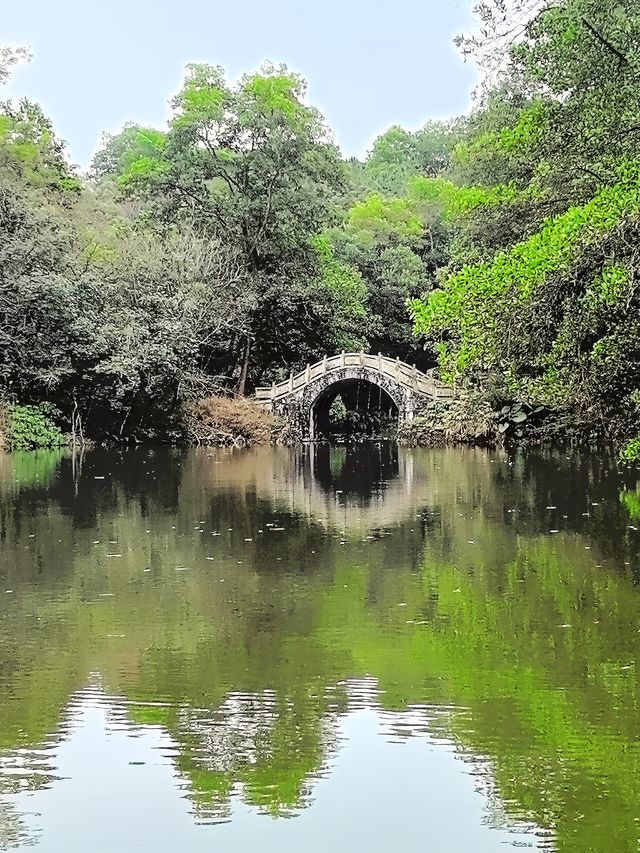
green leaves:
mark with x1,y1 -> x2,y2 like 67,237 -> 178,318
347,194 -> 423,240
409,176 -> 521,220
242,69 -> 306,126
91,124 -> 167,182
170,64 -> 227,132
0,100 -> 79,192
453,101 -> 548,162
310,234 -> 367,327
620,437 -> 640,462
410,163 -> 640,381
5,405 -> 67,451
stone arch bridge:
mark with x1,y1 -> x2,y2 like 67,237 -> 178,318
255,351 -> 453,440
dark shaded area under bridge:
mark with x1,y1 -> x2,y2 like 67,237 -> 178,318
312,378 -> 398,438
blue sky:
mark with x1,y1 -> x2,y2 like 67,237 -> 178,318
2,0 -> 477,169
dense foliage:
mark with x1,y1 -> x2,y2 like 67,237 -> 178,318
0,51 -> 455,443
409,0 -> 640,453
3,404 -> 66,451
2,0 -> 639,450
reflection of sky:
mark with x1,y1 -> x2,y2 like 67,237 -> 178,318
5,684 -> 547,853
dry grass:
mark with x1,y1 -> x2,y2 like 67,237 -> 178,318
186,396 -> 285,446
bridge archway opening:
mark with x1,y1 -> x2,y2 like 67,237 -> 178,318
311,378 -> 399,439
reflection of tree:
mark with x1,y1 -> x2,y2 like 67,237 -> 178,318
1,445 -> 640,848
0,799 -> 34,850
0,735 -> 60,849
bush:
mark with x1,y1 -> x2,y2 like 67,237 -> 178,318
620,436 -> 640,463
5,404 -> 68,451
402,388 -> 500,447
186,396 -> 285,446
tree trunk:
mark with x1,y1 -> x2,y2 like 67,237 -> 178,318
237,336 -> 252,396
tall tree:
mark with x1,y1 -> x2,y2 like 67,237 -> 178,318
410,0 -> 640,445
94,63 -> 360,389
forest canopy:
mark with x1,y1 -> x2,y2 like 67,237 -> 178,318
1,0 -> 639,452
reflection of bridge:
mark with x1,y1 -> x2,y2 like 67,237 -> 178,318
195,444 -> 493,533
255,352 -> 453,439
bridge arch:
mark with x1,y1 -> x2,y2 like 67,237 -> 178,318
255,352 -> 453,441
300,368 -> 406,439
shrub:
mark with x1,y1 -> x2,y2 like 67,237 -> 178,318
399,393 -> 496,447
4,404 -> 67,451
620,436 -> 640,463
186,396 -> 285,446
5,404 -> 68,451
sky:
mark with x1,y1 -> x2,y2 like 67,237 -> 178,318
2,0 -> 478,170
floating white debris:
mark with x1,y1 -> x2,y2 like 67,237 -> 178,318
106,554 -> 122,558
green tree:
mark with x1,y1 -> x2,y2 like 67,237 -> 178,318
410,0 -> 640,445
94,63 -> 359,390
327,191 -> 450,366
361,120 -> 460,195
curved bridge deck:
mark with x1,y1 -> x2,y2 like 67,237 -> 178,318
255,352 -> 453,405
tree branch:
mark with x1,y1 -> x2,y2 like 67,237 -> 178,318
581,17 -> 629,65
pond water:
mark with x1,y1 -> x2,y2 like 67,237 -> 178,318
1,443 -> 640,852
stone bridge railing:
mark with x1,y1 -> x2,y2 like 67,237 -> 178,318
255,352 -> 453,405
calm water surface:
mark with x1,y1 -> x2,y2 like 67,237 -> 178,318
1,443 -> 640,852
